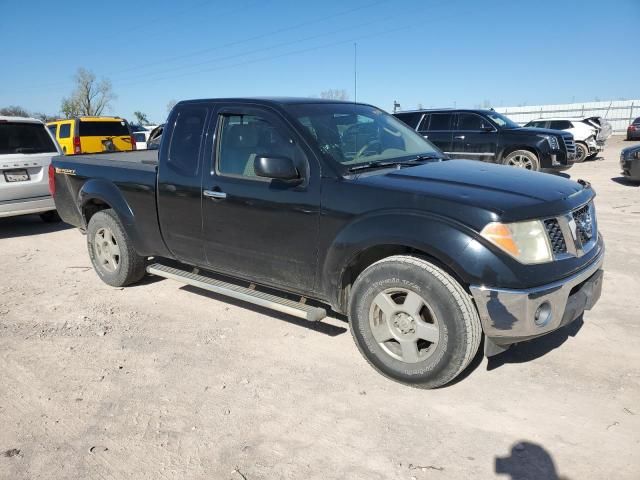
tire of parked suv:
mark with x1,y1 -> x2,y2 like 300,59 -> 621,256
348,255 -> 482,388
575,142 -> 588,163
87,209 -> 146,287
39,211 -> 60,223
502,150 -> 540,171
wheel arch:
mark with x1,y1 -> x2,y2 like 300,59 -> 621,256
320,212 -> 478,314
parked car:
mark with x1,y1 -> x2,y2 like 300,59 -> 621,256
626,117 -> 640,140
525,117 -> 610,162
132,130 -> 150,150
146,123 -> 164,150
620,144 -> 640,182
46,116 -> 136,155
51,98 -> 604,388
394,109 -> 576,172
0,116 -> 62,221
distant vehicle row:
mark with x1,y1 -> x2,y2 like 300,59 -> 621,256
627,117 -> 640,140
394,108 -> 576,171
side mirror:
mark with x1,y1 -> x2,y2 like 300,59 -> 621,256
254,155 -> 300,181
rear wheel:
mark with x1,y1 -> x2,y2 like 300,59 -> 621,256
87,209 -> 146,287
503,150 -> 540,171
349,255 -> 481,388
575,142 -> 588,163
39,211 -> 60,223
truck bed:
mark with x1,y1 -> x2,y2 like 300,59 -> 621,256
52,149 -> 165,257
58,150 -> 158,171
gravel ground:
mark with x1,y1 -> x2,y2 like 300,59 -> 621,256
1,137 -> 639,480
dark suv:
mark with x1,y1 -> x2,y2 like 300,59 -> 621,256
394,109 -> 576,172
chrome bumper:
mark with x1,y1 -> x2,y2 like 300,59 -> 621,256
470,249 -> 604,353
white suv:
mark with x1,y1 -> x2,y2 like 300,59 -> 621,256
525,117 -> 611,163
0,116 -> 63,221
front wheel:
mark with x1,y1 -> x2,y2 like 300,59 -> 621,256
349,255 -> 482,388
503,150 -> 540,171
87,209 -> 146,287
574,142 -> 588,163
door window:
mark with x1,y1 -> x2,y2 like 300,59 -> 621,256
47,124 -> 58,138
394,112 -> 423,129
216,114 -> 295,178
417,114 -> 430,132
427,113 -> 453,131
59,123 -> 71,138
167,107 -> 207,176
457,113 -> 491,131
548,120 -> 572,130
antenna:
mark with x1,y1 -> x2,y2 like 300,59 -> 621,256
354,42 -> 357,103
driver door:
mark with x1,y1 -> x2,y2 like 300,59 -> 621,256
201,105 -> 321,294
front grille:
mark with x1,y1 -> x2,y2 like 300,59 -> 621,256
544,219 -> 567,254
561,134 -> 576,156
572,204 -> 594,245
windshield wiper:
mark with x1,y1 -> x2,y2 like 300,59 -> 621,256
347,160 -> 398,172
347,154 -> 443,173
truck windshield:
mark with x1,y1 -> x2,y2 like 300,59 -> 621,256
486,112 -> 520,129
288,103 -> 442,169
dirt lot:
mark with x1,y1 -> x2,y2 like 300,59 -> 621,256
1,137 -> 639,480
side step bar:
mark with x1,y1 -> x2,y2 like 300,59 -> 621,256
146,263 -> 327,322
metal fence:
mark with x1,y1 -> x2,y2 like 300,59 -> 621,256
495,100 -> 640,135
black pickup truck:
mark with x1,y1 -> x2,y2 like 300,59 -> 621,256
394,108 -> 577,171
51,98 -> 604,388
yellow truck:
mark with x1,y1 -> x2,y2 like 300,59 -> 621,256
46,116 -> 135,155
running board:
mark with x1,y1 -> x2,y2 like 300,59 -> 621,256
146,263 -> 327,322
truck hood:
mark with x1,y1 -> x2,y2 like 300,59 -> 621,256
355,160 -> 592,224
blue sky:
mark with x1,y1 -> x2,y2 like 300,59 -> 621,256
1,0 -> 638,124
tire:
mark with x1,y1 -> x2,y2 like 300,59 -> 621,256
502,150 -> 540,171
86,209 -> 146,287
348,255 -> 482,389
574,142 -> 588,163
40,210 -> 61,223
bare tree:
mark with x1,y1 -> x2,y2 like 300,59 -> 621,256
134,111 -> 150,125
0,105 -> 30,117
166,100 -> 177,113
61,68 -> 116,118
319,89 -> 349,101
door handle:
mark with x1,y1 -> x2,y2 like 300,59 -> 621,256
423,135 -> 429,139
454,135 -> 465,140
203,189 -> 227,199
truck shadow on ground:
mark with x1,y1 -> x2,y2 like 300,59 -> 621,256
611,176 -> 639,187
486,316 -> 584,371
495,441 -> 569,480
179,285 -> 348,337
0,215 -> 71,240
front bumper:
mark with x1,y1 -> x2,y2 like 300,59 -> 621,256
0,195 -> 55,218
470,248 -> 604,355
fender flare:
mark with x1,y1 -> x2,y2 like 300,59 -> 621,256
320,210 -> 522,312
78,179 -> 146,253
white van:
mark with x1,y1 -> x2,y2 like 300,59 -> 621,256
0,116 -> 63,221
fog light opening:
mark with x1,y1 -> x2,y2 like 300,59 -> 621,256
534,302 -> 552,327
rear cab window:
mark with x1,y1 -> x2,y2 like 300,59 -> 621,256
0,122 -> 58,155
47,124 -> 58,138
79,120 -> 130,137
167,107 -> 208,176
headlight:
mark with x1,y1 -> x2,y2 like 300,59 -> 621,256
537,134 -> 559,150
480,220 -> 553,264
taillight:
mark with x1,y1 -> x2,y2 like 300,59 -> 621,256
73,136 -> 81,154
48,164 -> 56,196
629,125 -> 637,131
130,136 -> 137,150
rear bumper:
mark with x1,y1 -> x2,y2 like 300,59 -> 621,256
470,246 -> 604,354
0,195 -> 55,218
